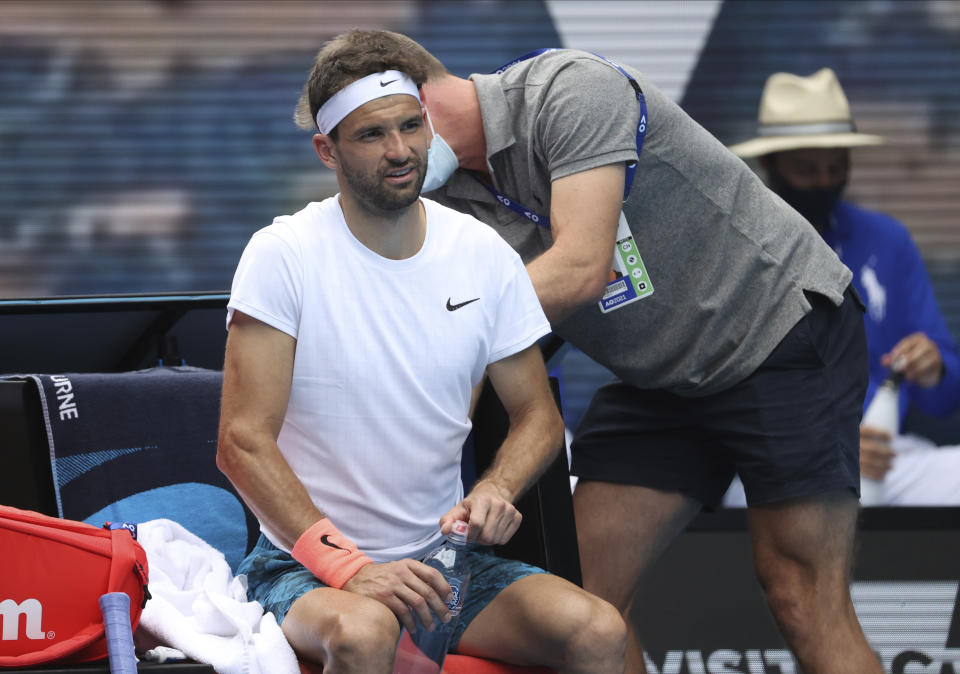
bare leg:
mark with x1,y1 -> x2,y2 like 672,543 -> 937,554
573,481 -> 701,674
281,587 -> 401,674
748,491 -> 882,674
456,574 -> 627,673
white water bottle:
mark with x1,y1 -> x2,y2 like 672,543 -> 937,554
860,369 -> 903,505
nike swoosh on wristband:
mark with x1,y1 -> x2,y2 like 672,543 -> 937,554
446,297 -> 480,311
320,534 -> 346,551
379,79 -> 397,87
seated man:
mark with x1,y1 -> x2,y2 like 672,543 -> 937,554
216,34 -> 625,674
727,67 -> 960,506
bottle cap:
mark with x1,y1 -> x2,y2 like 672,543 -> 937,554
886,356 -> 907,385
451,520 -> 468,537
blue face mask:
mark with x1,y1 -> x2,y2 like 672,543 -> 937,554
421,106 -> 459,193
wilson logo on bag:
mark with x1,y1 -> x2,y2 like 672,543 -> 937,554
0,599 -> 45,641
0,505 -> 149,667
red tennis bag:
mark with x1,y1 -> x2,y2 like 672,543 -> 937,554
0,505 -> 149,668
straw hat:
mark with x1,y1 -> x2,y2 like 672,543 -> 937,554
729,67 -> 884,158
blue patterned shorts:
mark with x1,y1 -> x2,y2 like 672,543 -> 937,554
238,534 -> 547,651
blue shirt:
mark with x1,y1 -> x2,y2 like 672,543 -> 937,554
823,201 -> 960,422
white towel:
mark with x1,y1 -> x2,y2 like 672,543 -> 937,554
135,519 -> 300,674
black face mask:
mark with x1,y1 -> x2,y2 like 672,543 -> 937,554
766,168 -> 846,232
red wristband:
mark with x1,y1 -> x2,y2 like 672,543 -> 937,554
291,519 -> 374,589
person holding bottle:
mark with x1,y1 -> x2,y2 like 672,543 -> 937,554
728,68 -> 960,506
216,34 -> 626,674
316,29 -> 882,674
393,519 -> 471,672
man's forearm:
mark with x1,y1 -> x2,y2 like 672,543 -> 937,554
526,252 -> 608,324
217,429 -> 324,550
476,400 -> 564,503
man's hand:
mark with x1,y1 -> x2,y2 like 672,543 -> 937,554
342,559 -> 453,633
440,479 -> 521,546
860,425 -> 896,481
883,332 -> 944,388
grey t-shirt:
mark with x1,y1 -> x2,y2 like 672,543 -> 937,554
429,50 -> 851,396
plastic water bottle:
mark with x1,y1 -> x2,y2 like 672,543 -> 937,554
860,368 -> 903,505
393,520 -> 471,674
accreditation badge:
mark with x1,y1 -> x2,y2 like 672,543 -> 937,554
599,211 -> 654,313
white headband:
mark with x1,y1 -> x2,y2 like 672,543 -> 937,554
315,70 -> 420,134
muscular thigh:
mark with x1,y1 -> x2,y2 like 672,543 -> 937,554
282,585 -> 399,658
449,546 -> 547,651
573,481 -> 699,609
455,574 -> 590,665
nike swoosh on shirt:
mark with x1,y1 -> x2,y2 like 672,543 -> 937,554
446,298 -> 480,311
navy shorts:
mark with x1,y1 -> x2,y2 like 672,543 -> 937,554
237,534 -> 547,651
570,287 -> 868,508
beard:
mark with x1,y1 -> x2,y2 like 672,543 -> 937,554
339,154 -> 426,214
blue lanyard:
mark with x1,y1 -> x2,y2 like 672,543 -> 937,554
476,49 -> 648,229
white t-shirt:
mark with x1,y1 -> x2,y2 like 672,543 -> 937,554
227,196 -> 550,561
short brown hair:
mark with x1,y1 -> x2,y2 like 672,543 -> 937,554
294,29 -> 448,132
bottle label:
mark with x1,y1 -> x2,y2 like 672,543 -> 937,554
434,548 -> 456,568
447,579 -> 463,614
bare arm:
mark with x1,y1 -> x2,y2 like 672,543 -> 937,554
216,310 -> 320,549
440,343 -> 564,544
525,163 -> 625,323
